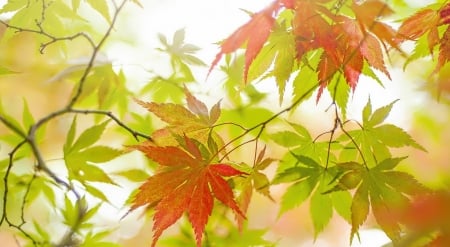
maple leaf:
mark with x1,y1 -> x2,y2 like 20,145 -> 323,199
352,0 -> 394,26
293,1 -> 337,60
129,136 -> 246,247
398,7 -> 442,61
396,3 -> 450,76
326,158 -> 429,243
235,146 -> 275,229
436,26 -> 450,73
441,3 -> 450,25
135,87 -> 222,146
208,0 -> 293,82
316,16 -> 390,101
351,0 -> 401,52
397,9 -> 440,42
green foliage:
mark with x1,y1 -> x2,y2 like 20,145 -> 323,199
64,118 -> 122,186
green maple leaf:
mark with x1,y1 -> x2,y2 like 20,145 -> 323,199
273,154 -> 351,237
326,157 -> 429,243
339,99 -> 425,167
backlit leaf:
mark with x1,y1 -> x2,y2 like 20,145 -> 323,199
69,120 -> 110,153
72,0 -> 81,12
270,131 -> 304,147
310,186 -> 333,238
114,169 -> 148,182
373,124 -> 426,151
331,191 -> 352,223
362,98 -> 372,125
86,0 -> 110,23
279,175 -> 318,216
21,99 -> 34,130
368,100 -> 399,127
374,157 -> 407,171
397,9 -> 439,41
209,1 -> 286,81
64,117 -> 77,154
184,87 -> 208,118
85,183 -> 110,202
78,146 -> 123,163
129,136 -> 246,247
351,180 -> 369,242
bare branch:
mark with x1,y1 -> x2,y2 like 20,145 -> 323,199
70,108 -> 153,141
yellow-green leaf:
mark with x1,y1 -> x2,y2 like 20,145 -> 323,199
21,99 -> 34,130
270,131 -> 304,147
374,124 -> 426,151
70,120 -> 110,153
331,191 -> 352,223
79,146 -> 123,163
72,0 -> 81,12
114,169 -> 149,182
279,175 -> 318,216
351,181 -> 369,242
368,100 -> 399,127
310,188 -> 333,238
86,0 -> 110,23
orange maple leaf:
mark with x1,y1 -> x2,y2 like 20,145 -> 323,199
397,3 -> 450,74
135,87 -> 222,146
129,136 -> 246,247
352,0 -> 401,53
397,9 -> 440,42
398,191 -> 450,245
208,0 -> 294,82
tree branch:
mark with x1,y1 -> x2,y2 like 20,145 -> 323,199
0,0 -> 137,245
70,109 -> 152,141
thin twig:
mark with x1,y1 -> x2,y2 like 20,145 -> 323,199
20,171 -> 38,227
70,109 -> 152,141
0,140 -> 37,245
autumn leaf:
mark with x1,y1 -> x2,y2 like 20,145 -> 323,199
352,0 -> 394,26
398,191 -> 450,246
436,26 -> 450,73
235,146 -> 275,229
396,3 -> 450,76
397,9 -> 440,42
135,87 -> 222,146
208,0 -> 293,82
441,3 -> 450,25
292,2 -> 392,101
351,0 -> 399,50
129,136 -> 246,247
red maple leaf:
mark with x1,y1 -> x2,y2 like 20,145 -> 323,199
208,0 -> 294,82
129,136 -> 246,247
293,1 -> 337,60
315,15 -> 390,101
441,3 -> 450,25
